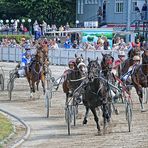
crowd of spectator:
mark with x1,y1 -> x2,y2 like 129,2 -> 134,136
0,33 -> 145,53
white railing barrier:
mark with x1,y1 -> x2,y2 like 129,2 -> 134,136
0,47 -> 128,65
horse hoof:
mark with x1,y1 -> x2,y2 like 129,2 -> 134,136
107,118 -> 110,123
97,131 -> 102,136
115,109 -> 119,115
83,119 -> 87,125
141,109 -> 146,112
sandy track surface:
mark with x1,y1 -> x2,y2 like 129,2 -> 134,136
0,62 -> 148,148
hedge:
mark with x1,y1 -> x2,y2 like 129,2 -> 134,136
0,35 -> 32,43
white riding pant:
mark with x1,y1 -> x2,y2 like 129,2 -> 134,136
18,67 -> 26,77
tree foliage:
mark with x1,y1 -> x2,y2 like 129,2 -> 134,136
0,0 -> 76,26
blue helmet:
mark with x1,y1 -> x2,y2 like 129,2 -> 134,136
25,50 -> 31,56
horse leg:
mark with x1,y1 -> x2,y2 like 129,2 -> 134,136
36,81 -> 40,91
136,88 -> 145,112
41,76 -> 45,95
65,93 -> 69,104
32,81 -> 35,93
102,103 -> 110,134
90,107 -> 101,135
83,106 -> 89,125
26,77 -> 33,98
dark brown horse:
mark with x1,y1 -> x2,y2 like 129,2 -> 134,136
82,58 -> 111,135
101,53 -> 119,115
121,47 -> 141,76
26,50 -> 45,98
131,49 -> 148,111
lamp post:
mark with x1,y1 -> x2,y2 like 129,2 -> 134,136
28,19 -> 31,35
76,20 -> 79,28
16,19 -> 20,34
126,0 -> 132,42
21,19 -> 25,34
6,19 -> 9,35
11,19 -> 14,34
0,20 -> 3,34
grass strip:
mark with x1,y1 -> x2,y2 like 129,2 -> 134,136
0,113 -> 13,142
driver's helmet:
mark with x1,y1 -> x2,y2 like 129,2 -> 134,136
25,51 -> 31,58
133,55 -> 140,61
25,40 -> 31,50
118,50 -> 125,57
68,60 -> 76,67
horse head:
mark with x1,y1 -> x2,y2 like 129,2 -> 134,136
101,53 -> 114,71
35,49 -> 44,65
75,54 -> 84,66
87,57 -> 101,82
129,46 -> 141,59
77,62 -> 87,76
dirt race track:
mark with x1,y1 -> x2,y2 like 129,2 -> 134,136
0,62 -> 148,148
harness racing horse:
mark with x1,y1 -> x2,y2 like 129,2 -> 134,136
121,46 -> 141,76
131,49 -> 148,112
26,50 -> 46,98
101,53 -> 119,115
82,58 -> 111,135
36,40 -> 50,74
62,55 -> 86,103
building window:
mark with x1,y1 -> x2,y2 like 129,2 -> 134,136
115,0 -> 123,13
85,0 -> 98,4
81,0 -> 84,14
132,0 -> 137,12
78,0 -> 84,14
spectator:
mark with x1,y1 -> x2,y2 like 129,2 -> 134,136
46,25 -> 52,32
142,2 -> 147,20
41,20 -> 47,36
126,42 -> 133,51
132,39 -> 141,47
72,40 -> 78,49
65,22 -> 70,31
20,23 -> 24,34
33,20 -> 39,40
64,35 -> 71,49
13,20 -> 18,32
103,37 -> 110,50
51,40 -> 59,49
52,24 -> 57,31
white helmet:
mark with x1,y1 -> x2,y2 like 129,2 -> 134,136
133,55 -> 140,61
118,50 -> 125,56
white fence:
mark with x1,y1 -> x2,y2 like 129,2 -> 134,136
0,47 -> 123,65
0,47 -> 24,62
48,49 -> 120,65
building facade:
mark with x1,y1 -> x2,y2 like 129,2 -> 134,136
76,0 -> 147,28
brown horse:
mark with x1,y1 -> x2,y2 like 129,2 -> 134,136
131,49 -> 148,111
36,40 -> 50,74
121,47 -> 141,76
62,55 -> 86,103
25,50 -> 45,98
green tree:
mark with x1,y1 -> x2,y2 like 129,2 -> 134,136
0,0 -> 76,27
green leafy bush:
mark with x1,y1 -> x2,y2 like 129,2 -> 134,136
0,35 -> 31,43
